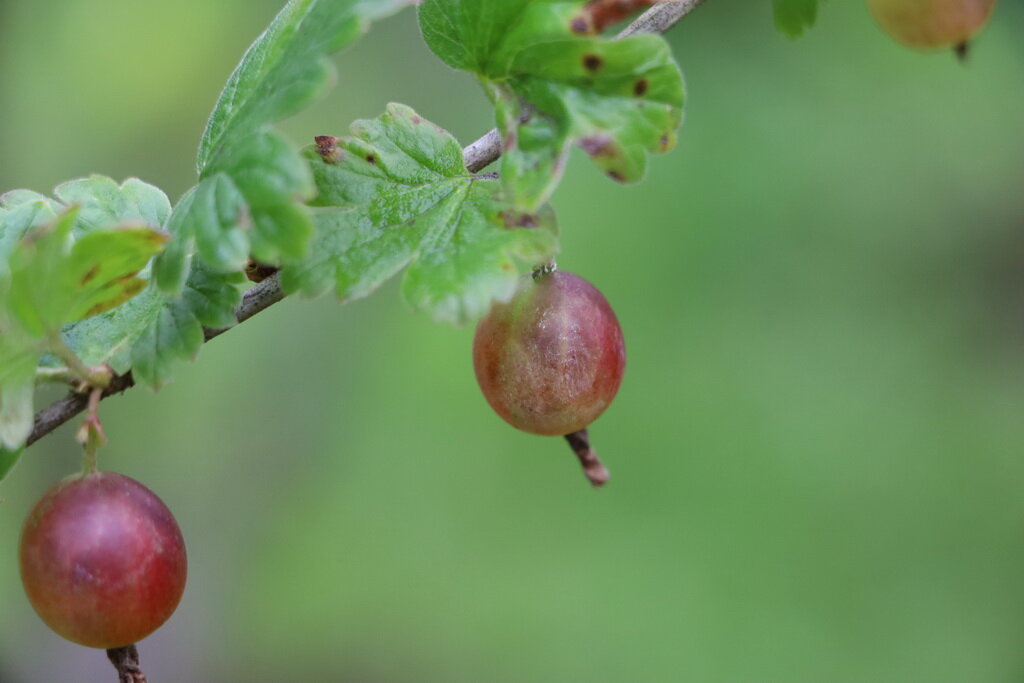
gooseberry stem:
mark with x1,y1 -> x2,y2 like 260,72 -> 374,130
77,388 -> 106,475
107,644 -> 147,683
565,429 -> 610,488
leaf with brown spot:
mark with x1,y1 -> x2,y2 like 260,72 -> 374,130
4,210 -> 168,337
420,0 -> 684,211
281,104 -> 558,324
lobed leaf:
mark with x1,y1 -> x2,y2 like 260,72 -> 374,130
64,265 -> 246,389
53,176 -> 171,236
197,0 -> 413,173
281,103 -> 558,323
179,0 -> 415,279
5,210 -> 167,337
419,0 -> 684,211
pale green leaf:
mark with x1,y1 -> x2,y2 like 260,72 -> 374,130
281,103 -> 558,323
53,176 -> 171,235
6,210 -> 167,336
0,327 -> 39,450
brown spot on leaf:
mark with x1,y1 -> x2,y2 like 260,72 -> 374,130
501,210 -> 539,229
579,135 -> 615,158
633,79 -> 648,96
365,154 -> 377,165
315,135 -> 342,163
81,264 -> 100,284
570,15 -> 591,34
607,169 -> 626,182
582,54 -> 603,72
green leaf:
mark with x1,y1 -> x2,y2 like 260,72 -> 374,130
0,327 -> 39,450
2,176 -> 170,267
153,174 -> 249,293
0,446 -> 25,486
773,0 -> 820,38
0,177 -> 173,449
187,0 -> 411,278
131,265 -> 246,389
281,103 -> 558,323
63,265 -> 246,389
53,176 -> 171,236
419,0 -> 684,211
418,0 -> 546,73
203,131 -> 315,265
6,210 -> 168,336
0,196 -> 61,276
1,177 -> 247,391
197,0 -> 413,173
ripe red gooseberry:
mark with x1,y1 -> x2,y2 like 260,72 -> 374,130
19,471 -> 187,649
473,269 -> 626,437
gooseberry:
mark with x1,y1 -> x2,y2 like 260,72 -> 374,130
867,0 -> 996,52
19,472 -> 187,650
473,269 -> 626,437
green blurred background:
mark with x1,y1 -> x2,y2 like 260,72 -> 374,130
2,1 -> 1024,681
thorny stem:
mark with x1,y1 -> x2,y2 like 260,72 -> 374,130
27,0 -> 706,449
565,429 -> 610,487
107,644 -> 147,683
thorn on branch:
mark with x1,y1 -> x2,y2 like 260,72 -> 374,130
107,644 -> 147,683
564,429 -> 610,487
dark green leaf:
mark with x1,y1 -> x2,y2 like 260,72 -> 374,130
204,132 -> 315,264
154,174 -> 249,293
773,0 -> 820,38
